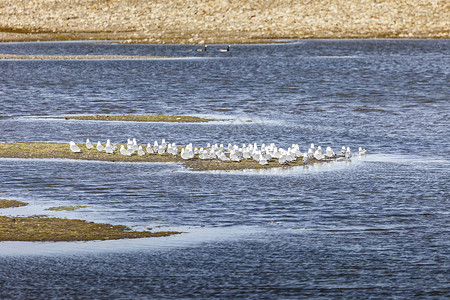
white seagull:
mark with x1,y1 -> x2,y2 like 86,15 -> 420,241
69,141 -> 81,153
314,149 -> 325,160
104,139 -> 113,154
325,146 -> 335,157
302,153 -> 309,164
359,147 -> 367,155
345,147 -> 351,159
85,139 -> 94,149
137,146 -> 145,156
96,141 -> 105,152
120,145 -> 131,156
146,143 -> 154,154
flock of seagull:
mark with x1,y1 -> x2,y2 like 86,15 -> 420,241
69,139 -> 367,166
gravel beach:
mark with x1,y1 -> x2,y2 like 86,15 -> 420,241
0,0 -> 448,43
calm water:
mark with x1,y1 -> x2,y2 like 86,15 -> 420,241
0,40 -> 449,298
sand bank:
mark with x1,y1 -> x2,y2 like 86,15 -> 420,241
0,142 -> 342,171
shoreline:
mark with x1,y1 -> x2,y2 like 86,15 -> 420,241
0,0 -> 448,44
0,33 -> 447,45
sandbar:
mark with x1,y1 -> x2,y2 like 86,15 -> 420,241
0,142 -> 342,171
0,199 -> 180,242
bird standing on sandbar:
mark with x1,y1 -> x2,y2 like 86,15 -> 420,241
85,139 -> 94,149
96,141 -> 105,152
69,141 -> 81,153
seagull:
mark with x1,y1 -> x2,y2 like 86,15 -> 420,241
259,157 -> 268,165
96,141 -> 105,152
325,146 -> 335,158
120,145 -> 131,156
146,143 -> 153,154
181,148 -> 193,160
345,147 -> 351,159
341,146 -> 346,155
278,154 -> 288,165
169,143 -> 179,156
317,146 -> 323,155
218,152 -> 230,161
104,139 -> 113,154
302,153 -> 309,164
286,149 -> 296,162
196,45 -> 207,52
85,139 -> 94,149
137,146 -> 145,156
230,150 -> 242,162
219,45 -> 230,52
69,141 -> 81,153
359,147 -> 367,155
158,145 -> 166,155
314,149 -> 325,160
132,138 -> 139,152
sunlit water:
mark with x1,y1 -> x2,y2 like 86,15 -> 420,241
0,40 -> 449,298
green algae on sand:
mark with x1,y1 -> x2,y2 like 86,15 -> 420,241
0,54 -> 167,60
0,215 -> 180,241
46,114 -> 219,123
0,199 -> 28,209
0,200 -> 180,241
46,205 -> 89,211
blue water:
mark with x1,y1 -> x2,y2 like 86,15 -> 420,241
0,40 -> 449,298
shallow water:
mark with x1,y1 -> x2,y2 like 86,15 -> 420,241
0,40 -> 449,298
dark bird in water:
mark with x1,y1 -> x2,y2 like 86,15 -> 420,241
219,45 -> 230,52
196,45 -> 207,52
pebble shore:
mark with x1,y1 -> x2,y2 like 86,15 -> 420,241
0,0 -> 448,43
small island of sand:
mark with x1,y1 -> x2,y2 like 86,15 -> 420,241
0,199 -> 180,242
0,142 -> 344,171
44,114 -> 219,123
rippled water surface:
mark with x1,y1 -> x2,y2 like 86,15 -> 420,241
0,40 -> 449,298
